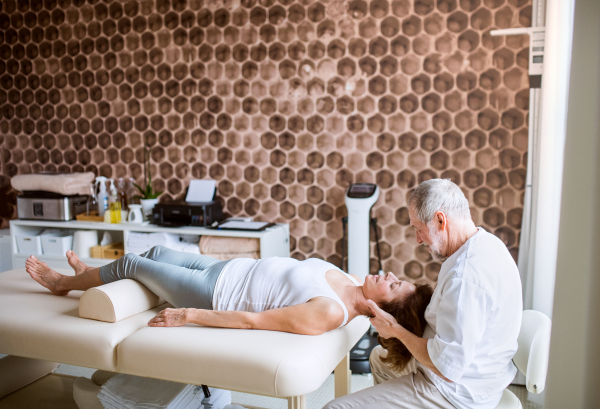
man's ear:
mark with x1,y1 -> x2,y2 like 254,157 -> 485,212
435,211 -> 447,231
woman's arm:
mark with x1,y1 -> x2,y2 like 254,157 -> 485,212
148,298 -> 344,335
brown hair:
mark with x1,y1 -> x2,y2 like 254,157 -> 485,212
378,284 -> 434,372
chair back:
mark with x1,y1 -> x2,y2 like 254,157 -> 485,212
513,310 -> 552,394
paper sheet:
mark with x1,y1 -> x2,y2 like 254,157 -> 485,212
218,221 -> 270,230
185,180 -> 216,202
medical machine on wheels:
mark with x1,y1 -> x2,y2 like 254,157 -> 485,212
342,183 -> 383,374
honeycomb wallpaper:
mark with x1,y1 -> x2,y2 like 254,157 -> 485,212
0,0 -> 531,286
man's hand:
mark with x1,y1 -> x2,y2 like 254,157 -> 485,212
368,300 -> 454,383
367,299 -> 400,339
148,308 -> 188,327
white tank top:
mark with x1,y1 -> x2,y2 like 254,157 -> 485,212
211,257 -> 359,327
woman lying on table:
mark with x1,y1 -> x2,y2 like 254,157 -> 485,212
26,246 -> 431,372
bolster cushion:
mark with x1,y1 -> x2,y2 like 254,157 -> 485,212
79,279 -> 167,323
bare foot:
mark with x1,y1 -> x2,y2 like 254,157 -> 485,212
25,256 -> 70,296
66,250 -> 92,276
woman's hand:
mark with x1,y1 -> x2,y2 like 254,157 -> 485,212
367,300 -> 401,339
148,308 -> 188,327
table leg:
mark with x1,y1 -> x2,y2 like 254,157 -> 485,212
287,395 -> 306,409
334,353 -> 351,398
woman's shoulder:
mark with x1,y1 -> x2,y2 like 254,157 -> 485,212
306,296 -> 346,323
325,268 -> 360,287
348,274 -> 363,285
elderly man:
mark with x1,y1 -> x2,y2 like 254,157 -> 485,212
324,179 -> 522,409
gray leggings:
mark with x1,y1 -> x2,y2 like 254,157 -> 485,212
98,246 -> 230,310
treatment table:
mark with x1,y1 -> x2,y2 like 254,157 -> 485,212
0,268 -> 370,408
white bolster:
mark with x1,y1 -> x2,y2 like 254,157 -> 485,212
79,279 -> 166,323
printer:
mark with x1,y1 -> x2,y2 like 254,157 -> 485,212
151,180 -> 225,228
151,201 -> 224,228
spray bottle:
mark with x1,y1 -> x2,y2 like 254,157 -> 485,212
95,176 -> 109,218
108,179 -> 121,224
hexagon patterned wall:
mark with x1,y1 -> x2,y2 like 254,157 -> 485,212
0,0 -> 531,286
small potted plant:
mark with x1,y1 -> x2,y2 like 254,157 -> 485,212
133,145 -> 162,221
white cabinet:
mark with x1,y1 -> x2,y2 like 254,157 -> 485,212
0,229 -> 12,273
9,220 -> 290,270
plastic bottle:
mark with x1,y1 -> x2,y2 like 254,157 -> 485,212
108,179 -> 121,224
104,206 -> 111,223
116,178 -> 129,221
127,177 -> 139,205
86,183 -> 97,216
116,178 -> 128,209
95,176 -> 109,218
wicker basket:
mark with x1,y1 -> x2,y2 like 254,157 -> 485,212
90,243 -> 124,259
76,210 -> 104,223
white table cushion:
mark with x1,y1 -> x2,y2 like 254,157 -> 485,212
0,268 -> 369,398
0,269 -> 161,371
79,279 -> 167,323
117,316 -> 370,397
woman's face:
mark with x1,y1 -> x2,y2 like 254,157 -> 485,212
363,271 -> 416,305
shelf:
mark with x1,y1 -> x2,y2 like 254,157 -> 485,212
9,219 -> 290,269
12,253 -> 116,269
13,253 -> 116,264
9,219 -> 282,238
15,253 -> 115,264
11,219 -> 126,231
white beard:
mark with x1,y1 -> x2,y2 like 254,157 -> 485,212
426,224 -> 448,263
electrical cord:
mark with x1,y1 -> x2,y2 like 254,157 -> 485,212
370,217 -> 384,275
341,216 -> 348,272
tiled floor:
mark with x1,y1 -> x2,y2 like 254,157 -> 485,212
0,358 -> 542,409
507,385 -> 543,409
0,373 -> 79,409
230,373 -> 542,409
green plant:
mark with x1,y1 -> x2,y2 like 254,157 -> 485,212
133,145 -> 163,200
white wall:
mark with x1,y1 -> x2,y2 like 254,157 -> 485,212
545,0 -> 600,407
529,0 -> 574,319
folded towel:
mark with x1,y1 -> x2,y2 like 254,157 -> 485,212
201,252 -> 260,261
199,236 -> 259,254
97,374 -> 205,409
128,241 -> 200,256
127,233 -> 200,256
11,172 -> 95,196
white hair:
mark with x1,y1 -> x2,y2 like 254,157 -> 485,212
408,179 -> 471,225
